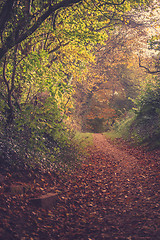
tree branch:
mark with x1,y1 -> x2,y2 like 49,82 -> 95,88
48,41 -> 70,54
3,55 -> 10,93
99,0 -> 126,7
10,45 -> 18,93
138,56 -> 160,75
0,0 -> 82,59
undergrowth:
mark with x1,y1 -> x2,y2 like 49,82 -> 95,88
113,79 -> 160,149
74,132 -> 93,151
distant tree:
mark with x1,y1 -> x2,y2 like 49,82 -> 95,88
71,22 -> 151,131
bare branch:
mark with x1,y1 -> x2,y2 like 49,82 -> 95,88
138,56 -> 160,75
2,55 -> 10,93
99,0 -> 126,7
48,41 -> 70,54
10,45 -> 18,93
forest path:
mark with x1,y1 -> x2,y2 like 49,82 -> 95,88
84,133 -> 160,239
56,133 -> 160,239
0,134 -> 159,239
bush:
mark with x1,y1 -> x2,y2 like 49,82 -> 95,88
0,96 -> 80,171
115,80 -> 160,148
0,48 -> 80,171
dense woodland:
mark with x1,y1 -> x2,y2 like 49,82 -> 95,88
0,0 -> 160,166
0,1 -> 160,239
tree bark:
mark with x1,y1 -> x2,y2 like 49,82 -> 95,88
2,45 -> 18,124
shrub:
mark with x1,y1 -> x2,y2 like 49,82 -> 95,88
116,80 -> 160,148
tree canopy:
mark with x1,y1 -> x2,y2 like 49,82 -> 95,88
0,0 -> 150,59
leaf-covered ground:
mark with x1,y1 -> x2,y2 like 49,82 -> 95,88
0,134 -> 160,239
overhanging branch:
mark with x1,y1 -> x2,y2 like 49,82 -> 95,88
99,0 -> 126,7
0,0 -> 82,59
138,56 -> 160,75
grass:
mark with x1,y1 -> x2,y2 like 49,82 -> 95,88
74,131 -> 93,148
103,130 -> 122,140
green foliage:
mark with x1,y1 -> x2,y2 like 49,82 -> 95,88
148,35 -> 160,51
103,130 -> 123,140
74,131 -> 93,148
73,131 -> 93,158
113,111 -> 136,139
0,101 -> 80,170
0,0 -> 151,59
0,46 -> 79,169
133,78 -> 160,115
132,80 -> 160,145
115,77 -> 160,148
0,0 -> 153,169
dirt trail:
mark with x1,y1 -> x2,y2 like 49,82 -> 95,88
0,134 -> 159,239
57,133 -> 160,239
93,134 -> 140,175
86,133 -> 160,239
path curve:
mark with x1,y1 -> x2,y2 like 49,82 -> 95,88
82,133 -> 160,240
54,133 -> 160,239
64,133 -> 160,239
0,134 -> 159,240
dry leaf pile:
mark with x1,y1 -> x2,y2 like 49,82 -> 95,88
0,134 -> 159,239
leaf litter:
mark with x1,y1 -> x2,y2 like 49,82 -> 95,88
0,133 -> 160,239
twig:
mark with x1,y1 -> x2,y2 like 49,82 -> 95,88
138,56 -> 160,75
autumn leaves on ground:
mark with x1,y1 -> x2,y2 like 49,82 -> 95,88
0,134 -> 160,240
